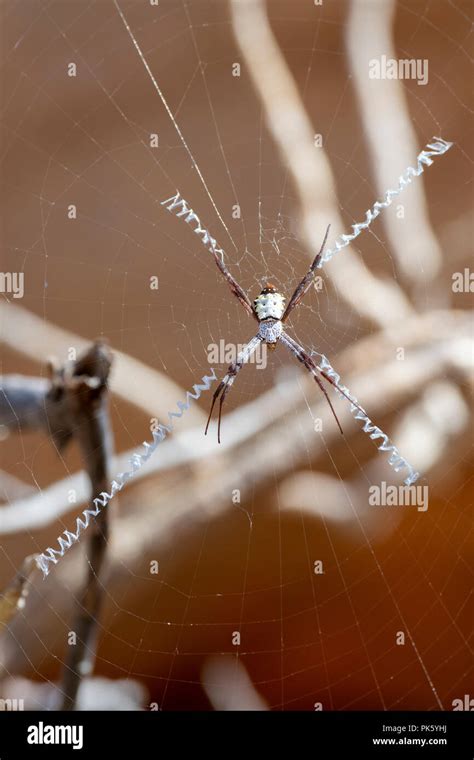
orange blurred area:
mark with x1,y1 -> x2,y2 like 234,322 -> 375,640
0,0 -> 472,711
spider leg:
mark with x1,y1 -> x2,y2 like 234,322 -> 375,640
280,331 -> 367,434
205,335 -> 262,442
282,331 -> 366,414
316,366 -> 366,416
280,332 -> 344,434
218,382 -> 233,444
205,380 -> 226,436
311,373 -> 344,434
282,224 -> 330,322
211,247 -> 258,322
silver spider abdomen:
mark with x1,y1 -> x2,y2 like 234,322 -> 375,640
254,291 -> 285,320
258,318 -> 283,343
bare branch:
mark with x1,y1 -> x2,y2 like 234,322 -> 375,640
279,381 -> 470,535
48,343 -> 114,710
230,0 -> 413,328
0,377 -> 49,433
0,556 -> 37,628
1,309 -> 471,538
1,342 -> 116,709
346,0 -> 443,282
0,471 -> 35,501
1,308 -> 472,676
0,302 -> 205,425
201,656 -> 268,711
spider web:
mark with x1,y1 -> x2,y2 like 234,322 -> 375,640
0,0 -> 472,712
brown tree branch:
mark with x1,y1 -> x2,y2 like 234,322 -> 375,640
49,343 -> 113,710
1,308 -> 472,677
0,341 -> 114,710
230,0 -> 413,328
0,556 -> 38,628
346,0 -> 443,283
1,309 -> 471,539
0,302 -> 205,425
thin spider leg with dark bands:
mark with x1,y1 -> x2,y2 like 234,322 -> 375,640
218,382 -> 233,444
282,224 -> 331,322
211,248 -> 258,321
281,333 -> 344,434
282,332 -> 366,415
280,332 -> 367,430
316,367 -> 366,416
205,335 -> 262,441
205,380 -> 226,436
205,377 -> 235,443
313,373 -> 343,435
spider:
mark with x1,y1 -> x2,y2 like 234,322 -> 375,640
205,225 -> 364,442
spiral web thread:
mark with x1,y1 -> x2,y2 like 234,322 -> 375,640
315,354 -> 419,487
35,135 -> 451,577
159,135 -> 451,488
161,191 -> 228,262
318,137 -> 453,266
161,136 -> 453,275
35,369 -> 217,577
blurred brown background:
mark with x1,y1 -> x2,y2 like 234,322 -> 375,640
0,0 -> 472,710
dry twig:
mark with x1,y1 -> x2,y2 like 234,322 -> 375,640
230,0 -> 413,327
0,341 -> 114,710
346,0 -> 443,282
0,556 -> 37,628
1,307 -> 471,674
0,302 -> 204,425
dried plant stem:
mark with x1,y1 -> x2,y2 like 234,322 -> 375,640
346,0 -> 443,282
0,301 -> 204,425
56,344 -> 113,710
1,308 -> 471,676
230,0 -> 413,327
0,342 -> 114,710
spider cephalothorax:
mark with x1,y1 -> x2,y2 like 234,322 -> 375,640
201,224 -> 366,442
